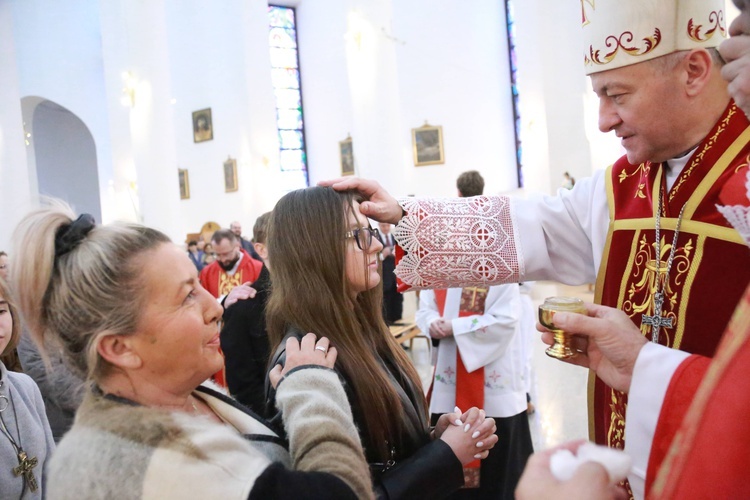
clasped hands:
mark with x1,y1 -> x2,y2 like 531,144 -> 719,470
429,318 -> 454,339
434,407 -> 497,465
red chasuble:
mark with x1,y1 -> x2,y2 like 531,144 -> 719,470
434,288 -> 487,483
646,283 -> 750,498
591,102 -> 750,451
199,250 -> 263,299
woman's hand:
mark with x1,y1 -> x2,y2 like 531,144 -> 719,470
269,333 -> 338,388
516,441 -> 626,500
440,407 -> 497,465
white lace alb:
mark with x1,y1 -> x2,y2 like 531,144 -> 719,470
393,196 -> 522,290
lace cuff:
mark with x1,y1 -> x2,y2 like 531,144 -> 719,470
717,169 -> 750,248
393,196 -> 523,290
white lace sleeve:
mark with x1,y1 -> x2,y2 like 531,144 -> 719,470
393,196 -> 523,289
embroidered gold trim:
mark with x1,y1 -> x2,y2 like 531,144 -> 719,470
687,11 -> 727,43
585,28 -> 662,67
581,0 -> 595,27
673,235 -> 705,349
618,162 -> 650,199
670,107 -> 739,203
612,219 -> 747,245
684,122 -> 750,218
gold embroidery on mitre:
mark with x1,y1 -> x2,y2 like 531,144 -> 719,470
581,0 -> 595,27
617,162 -> 650,199
586,28 -> 662,67
687,11 -> 727,42
670,107 -> 735,202
622,234 -> 694,344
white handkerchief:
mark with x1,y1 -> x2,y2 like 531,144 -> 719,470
550,442 -> 632,484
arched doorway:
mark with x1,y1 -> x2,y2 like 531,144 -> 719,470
24,98 -> 101,222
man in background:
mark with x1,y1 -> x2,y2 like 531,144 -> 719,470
220,212 -> 273,415
199,229 -> 262,301
230,220 -> 262,261
379,222 -> 403,325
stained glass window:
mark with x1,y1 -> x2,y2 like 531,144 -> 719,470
268,5 -> 308,188
505,1 -> 522,187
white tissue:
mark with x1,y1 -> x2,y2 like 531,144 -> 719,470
550,442 -> 632,484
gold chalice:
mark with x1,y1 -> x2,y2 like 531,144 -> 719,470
538,297 -> 586,360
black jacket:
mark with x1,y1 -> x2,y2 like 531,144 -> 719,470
220,264 -> 271,416
266,328 -> 464,500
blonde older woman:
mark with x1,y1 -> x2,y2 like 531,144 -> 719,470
11,204 -> 372,500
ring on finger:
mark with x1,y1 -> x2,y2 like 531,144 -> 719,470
315,345 -> 328,353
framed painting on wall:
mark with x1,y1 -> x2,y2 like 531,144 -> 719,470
178,169 -> 190,199
224,157 -> 238,192
412,124 -> 444,166
339,136 -> 354,176
192,108 -> 213,143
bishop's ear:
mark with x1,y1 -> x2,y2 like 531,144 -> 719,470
97,333 -> 143,370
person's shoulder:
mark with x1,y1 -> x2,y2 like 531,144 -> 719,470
6,370 -> 43,398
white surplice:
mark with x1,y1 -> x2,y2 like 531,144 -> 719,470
415,285 -> 527,418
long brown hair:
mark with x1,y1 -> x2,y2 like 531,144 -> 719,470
266,187 -> 424,461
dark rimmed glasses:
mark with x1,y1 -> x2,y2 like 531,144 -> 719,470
345,227 -> 381,250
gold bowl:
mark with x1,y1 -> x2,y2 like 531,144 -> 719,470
538,297 -> 586,360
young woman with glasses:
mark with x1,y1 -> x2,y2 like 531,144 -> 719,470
265,187 -> 498,499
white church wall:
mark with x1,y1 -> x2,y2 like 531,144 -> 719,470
10,0 -> 117,224
0,2 -> 32,252
298,0 -> 518,198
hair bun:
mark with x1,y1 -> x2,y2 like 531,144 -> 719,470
55,213 -> 96,258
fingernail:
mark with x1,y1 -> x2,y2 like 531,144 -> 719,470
454,406 -> 461,414
474,453 -> 482,459
475,441 -> 484,448
463,423 -> 470,433
472,431 -> 480,439
454,419 -> 463,426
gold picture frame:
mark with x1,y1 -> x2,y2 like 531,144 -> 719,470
224,157 -> 238,192
192,108 -> 213,143
412,124 -> 444,166
178,169 -> 190,199
339,136 -> 354,176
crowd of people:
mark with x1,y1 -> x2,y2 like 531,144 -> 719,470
2,0 -> 750,498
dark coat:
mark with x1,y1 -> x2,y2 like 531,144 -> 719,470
266,328 -> 464,499
220,265 -> 272,416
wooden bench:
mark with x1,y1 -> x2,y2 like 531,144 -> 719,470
388,322 -> 430,350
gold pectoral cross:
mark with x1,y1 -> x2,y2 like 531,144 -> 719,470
13,450 -> 38,492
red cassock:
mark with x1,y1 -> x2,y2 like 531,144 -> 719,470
199,250 -> 263,299
645,282 -> 750,498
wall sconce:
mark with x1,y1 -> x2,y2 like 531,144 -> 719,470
121,71 -> 137,107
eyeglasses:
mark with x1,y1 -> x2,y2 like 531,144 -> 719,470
345,227 -> 380,251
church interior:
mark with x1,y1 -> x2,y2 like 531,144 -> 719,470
0,0 -> 745,497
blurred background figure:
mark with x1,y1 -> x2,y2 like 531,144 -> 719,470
186,240 -> 204,272
378,222 -> 403,325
